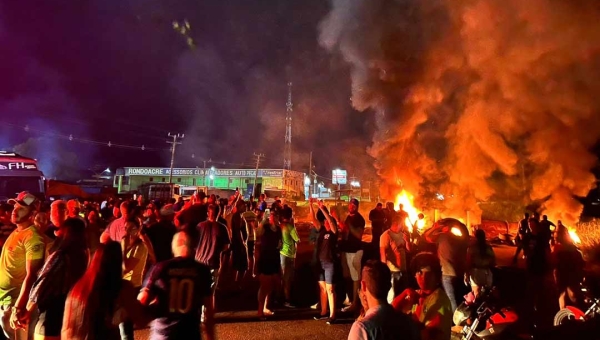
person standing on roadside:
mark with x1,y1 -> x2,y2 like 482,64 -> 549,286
369,203 -> 386,251
120,219 -> 148,340
310,199 -> 339,324
242,202 -> 259,278
333,198 -> 365,314
0,192 -> 44,340
195,204 -> 230,311
145,204 -> 177,263
513,213 -> 530,264
279,206 -> 299,308
255,210 -> 283,319
22,218 -> 89,340
380,214 -> 411,302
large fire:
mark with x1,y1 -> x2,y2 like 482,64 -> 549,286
569,229 -> 581,245
395,190 -> 425,233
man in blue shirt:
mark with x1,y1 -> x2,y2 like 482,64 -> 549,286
348,260 -> 419,340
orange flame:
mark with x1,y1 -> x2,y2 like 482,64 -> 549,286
568,229 -> 581,244
394,189 -> 425,233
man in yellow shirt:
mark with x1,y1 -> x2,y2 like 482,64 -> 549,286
393,252 -> 452,340
0,192 -> 44,340
120,219 -> 148,340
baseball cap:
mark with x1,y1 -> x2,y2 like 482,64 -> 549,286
160,204 -> 175,216
8,191 -> 38,208
350,198 -> 360,207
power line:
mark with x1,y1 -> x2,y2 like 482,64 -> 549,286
0,121 -> 289,170
8,113 -> 176,141
0,121 -> 170,151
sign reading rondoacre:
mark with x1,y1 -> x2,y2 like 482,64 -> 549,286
124,167 -> 284,178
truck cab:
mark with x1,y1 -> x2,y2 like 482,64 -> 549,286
0,151 -> 45,201
173,185 -> 203,201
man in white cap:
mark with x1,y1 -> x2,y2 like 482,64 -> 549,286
0,192 -> 44,340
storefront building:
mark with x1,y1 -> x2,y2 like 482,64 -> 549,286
113,167 -> 305,199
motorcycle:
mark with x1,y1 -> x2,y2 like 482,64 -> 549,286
453,288 -> 519,340
553,281 -> 600,326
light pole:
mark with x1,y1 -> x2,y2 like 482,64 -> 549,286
166,133 -> 184,184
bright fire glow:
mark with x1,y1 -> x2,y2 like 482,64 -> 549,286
395,190 -> 425,233
569,229 -> 581,244
450,227 -> 462,237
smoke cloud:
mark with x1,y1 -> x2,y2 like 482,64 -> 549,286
320,0 -> 600,223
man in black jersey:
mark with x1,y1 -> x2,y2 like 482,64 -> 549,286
138,232 -> 215,340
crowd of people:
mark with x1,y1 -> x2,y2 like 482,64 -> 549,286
0,189 -> 589,340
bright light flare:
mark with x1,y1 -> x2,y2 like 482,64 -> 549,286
569,229 -> 581,244
395,190 -> 425,233
451,227 -> 462,237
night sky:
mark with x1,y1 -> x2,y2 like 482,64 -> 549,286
0,1 -> 374,181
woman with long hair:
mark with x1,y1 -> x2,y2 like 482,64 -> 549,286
61,241 -> 147,340
23,217 -> 89,340
255,209 -> 283,319
465,229 -> 496,297
309,199 -> 338,324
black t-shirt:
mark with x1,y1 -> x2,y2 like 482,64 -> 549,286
317,227 -> 337,263
341,213 -> 365,253
195,221 -> 231,269
369,209 -> 386,234
145,257 -> 212,340
177,204 -> 208,248
145,220 -> 177,263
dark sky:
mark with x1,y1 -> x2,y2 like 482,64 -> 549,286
0,1 -> 375,180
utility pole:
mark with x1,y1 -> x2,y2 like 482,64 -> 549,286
313,171 -> 318,198
203,160 -> 207,187
308,152 -> 312,199
166,132 -> 184,184
283,82 -> 293,170
252,152 -> 265,198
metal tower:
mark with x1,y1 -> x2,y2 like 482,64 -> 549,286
284,82 -> 293,170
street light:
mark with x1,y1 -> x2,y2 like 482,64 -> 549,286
351,180 -> 360,187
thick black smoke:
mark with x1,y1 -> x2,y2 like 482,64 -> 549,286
320,0 -> 600,223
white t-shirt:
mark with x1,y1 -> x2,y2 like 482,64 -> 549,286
380,229 -> 408,272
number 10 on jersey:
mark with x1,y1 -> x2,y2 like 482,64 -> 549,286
169,278 -> 194,313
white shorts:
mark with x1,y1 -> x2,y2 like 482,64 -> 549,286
345,250 -> 363,281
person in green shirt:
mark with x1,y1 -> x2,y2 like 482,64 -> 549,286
279,206 -> 299,308
0,192 -> 44,340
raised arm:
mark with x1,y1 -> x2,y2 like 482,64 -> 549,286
308,199 -> 320,230
318,201 -> 337,234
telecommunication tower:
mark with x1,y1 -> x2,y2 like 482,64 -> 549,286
284,82 -> 293,170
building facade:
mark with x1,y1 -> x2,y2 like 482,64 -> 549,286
114,167 -> 305,199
